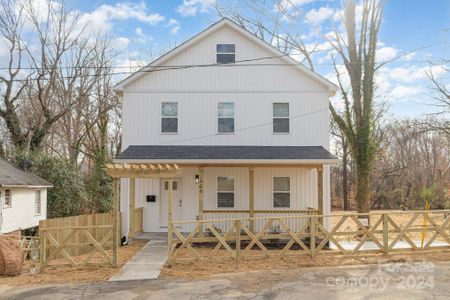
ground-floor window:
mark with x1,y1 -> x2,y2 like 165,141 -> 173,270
217,176 -> 234,208
273,177 -> 290,208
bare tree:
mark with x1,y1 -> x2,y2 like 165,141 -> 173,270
327,0 -> 385,217
215,0 -> 317,70
0,0 -> 30,153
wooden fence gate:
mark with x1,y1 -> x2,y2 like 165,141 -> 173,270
39,212 -> 118,269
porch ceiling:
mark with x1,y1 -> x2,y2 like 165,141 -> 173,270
104,163 -> 180,178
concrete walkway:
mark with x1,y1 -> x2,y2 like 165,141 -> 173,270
109,233 -> 167,281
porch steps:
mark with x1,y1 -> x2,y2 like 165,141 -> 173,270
109,235 -> 167,282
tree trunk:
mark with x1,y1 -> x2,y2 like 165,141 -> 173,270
342,140 -> 349,211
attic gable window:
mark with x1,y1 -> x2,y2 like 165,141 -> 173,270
216,44 -> 235,64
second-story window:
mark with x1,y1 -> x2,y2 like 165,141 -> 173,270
273,103 -> 289,133
161,102 -> 178,133
216,44 -> 235,64
218,102 -> 234,133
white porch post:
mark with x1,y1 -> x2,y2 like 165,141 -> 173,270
248,167 -> 255,232
128,177 -> 136,239
167,178 -> 174,265
198,166 -> 204,235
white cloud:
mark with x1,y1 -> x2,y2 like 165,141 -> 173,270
170,26 -> 181,35
388,86 -> 423,100
176,0 -> 215,17
277,0 -> 316,11
376,47 -> 399,62
78,1 -> 164,35
166,19 -> 181,35
305,7 -> 334,26
168,19 -> 180,26
112,37 -> 130,50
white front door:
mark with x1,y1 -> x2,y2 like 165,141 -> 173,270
160,179 -> 182,227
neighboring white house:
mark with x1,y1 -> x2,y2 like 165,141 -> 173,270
0,158 -> 52,235
114,18 -> 338,237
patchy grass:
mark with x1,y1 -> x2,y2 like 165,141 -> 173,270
0,240 -> 147,286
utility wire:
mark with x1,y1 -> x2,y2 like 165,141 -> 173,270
160,106 -> 329,145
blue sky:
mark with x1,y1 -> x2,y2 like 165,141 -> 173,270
69,0 -> 450,118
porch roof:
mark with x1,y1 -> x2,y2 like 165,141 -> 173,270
115,145 -> 338,165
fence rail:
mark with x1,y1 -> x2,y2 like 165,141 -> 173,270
39,212 -> 115,269
168,210 -> 450,265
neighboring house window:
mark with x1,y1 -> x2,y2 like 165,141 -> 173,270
216,44 -> 235,64
273,177 -> 290,208
35,190 -> 41,214
218,102 -> 234,133
273,103 -> 290,133
217,176 -> 234,208
4,189 -> 11,207
161,102 -> 178,133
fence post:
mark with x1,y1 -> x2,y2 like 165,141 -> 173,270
310,215 -> 316,259
39,227 -> 46,271
112,178 -> 120,267
235,219 -> 241,265
383,213 -> 389,255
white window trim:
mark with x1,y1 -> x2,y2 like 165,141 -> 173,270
161,101 -> 179,134
4,188 -> 12,208
272,102 -> 290,134
35,190 -> 41,215
216,175 -> 235,209
272,176 -> 291,209
216,43 -> 236,63
217,102 -> 235,134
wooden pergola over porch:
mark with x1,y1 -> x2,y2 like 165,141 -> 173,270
104,163 -> 181,265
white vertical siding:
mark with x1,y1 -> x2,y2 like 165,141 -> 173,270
0,188 -> 47,234
121,25 -> 331,150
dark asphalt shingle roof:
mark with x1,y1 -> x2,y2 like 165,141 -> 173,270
0,158 -> 53,187
116,145 -> 336,161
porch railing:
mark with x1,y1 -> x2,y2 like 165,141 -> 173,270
203,209 -> 318,233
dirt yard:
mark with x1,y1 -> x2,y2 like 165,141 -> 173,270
161,249 -> 450,279
0,240 -> 147,286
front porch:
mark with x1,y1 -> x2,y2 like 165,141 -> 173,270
107,163 -> 330,238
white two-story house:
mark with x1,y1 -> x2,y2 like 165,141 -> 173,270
114,18 -> 338,237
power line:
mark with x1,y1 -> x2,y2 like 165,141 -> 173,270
160,106 -> 329,145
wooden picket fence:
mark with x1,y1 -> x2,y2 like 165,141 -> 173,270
168,210 -> 450,265
39,212 -> 117,269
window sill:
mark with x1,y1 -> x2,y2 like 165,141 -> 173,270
161,132 -> 179,135
217,132 -> 235,135
3,205 -> 12,209
272,132 -> 291,135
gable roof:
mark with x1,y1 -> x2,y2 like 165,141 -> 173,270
0,158 -> 53,187
115,145 -> 338,164
114,18 -> 338,94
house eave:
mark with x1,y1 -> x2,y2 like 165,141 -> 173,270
113,158 -> 339,165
